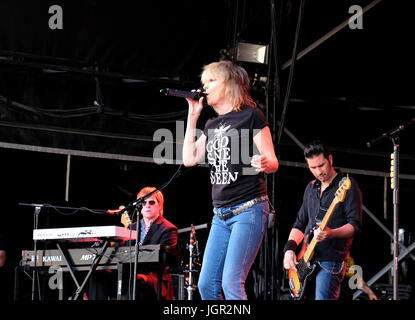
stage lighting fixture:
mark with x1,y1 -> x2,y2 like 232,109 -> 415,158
236,42 -> 269,64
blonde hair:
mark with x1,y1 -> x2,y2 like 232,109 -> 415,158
201,60 -> 256,111
136,186 -> 164,216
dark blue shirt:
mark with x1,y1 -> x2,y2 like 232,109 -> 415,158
292,172 -> 362,262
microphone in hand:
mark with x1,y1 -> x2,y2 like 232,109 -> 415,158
160,88 -> 206,100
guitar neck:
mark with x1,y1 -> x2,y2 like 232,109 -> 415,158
319,198 -> 339,230
302,198 -> 340,263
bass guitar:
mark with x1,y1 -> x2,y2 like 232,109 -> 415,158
287,176 -> 351,299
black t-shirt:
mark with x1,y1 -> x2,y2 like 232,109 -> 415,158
292,172 -> 362,262
203,105 -> 268,207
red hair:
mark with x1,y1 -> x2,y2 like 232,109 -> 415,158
136,186 -> 164,216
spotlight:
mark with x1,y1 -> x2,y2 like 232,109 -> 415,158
236,42 -> 269,64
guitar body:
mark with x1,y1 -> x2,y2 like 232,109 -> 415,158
287,237 -> 318,299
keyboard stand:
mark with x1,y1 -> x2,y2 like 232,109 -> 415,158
55,243 -> 81,291
55,240 -> 110,300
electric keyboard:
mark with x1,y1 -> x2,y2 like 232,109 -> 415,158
33,226 -> 137,242
20,244 -> 180,301
21,244 -> 167,267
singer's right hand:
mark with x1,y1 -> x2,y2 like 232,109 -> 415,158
186,90 -> 204,117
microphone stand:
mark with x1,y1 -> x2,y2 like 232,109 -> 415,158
119,166 -> 186,300
17,203 -> 45,300
186,224 -> 200,300
366,118 -> 415,300
127,189 -> 158,300
111,193 -> 152,300
32,205 -> 42,301
131,204 -> 141,300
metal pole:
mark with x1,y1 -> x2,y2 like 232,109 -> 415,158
65,154 -> 71,202
31,205 -> 42,300
392,141 -> 400,300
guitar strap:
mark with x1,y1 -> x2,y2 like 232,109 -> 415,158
304,173 -> 349,248
315,172 -> 348,225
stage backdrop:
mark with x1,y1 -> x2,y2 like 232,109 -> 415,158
0,0 -> 230,160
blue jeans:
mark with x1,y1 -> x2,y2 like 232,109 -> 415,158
198,200 -> 269,300
315,260 -> 345,300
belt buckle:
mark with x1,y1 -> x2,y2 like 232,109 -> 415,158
223,212 -> 233,220
214,209 -> 232,220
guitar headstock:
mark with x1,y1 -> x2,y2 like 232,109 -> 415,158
121,211 -> 132,228
335,176 -> 352,203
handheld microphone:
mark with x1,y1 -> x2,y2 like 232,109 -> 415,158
160,88 -> 205,100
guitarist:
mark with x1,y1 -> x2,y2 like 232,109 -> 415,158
283,141 -> 362,300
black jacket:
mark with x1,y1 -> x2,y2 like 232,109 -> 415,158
131,216 -> 178,247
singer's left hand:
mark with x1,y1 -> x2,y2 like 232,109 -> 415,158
250,154 -> 270,172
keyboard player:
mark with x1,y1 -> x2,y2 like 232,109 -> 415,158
87,186 -> 179,300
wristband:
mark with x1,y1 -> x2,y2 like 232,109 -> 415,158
283,240 -> 297,253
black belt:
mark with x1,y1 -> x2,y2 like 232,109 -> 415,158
213,195 -> 269,220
